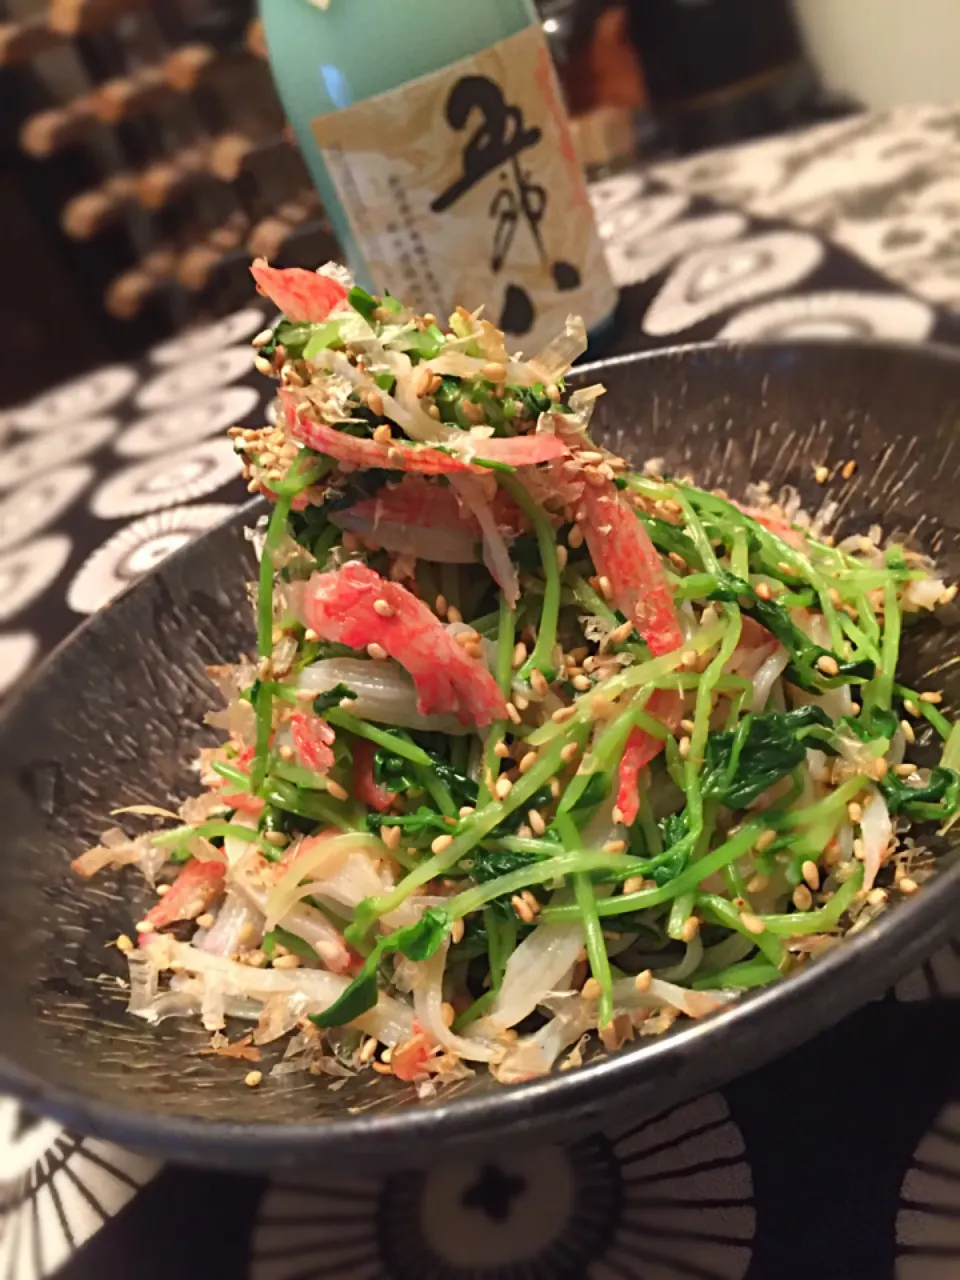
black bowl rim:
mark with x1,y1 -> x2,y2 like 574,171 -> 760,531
5,337 -> 960,1166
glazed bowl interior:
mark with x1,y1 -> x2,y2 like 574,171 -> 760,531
3,340 -> 960,1172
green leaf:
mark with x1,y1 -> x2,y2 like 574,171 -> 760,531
312,684 -> 357,716
262,926 -> 318,964
309,960 -> 380,1027
302,322 -> 344,359
881,765 -> 960,821
265,319 -> 321,361
348,285 -> 379,323
309,908 -> 450,1027
366,806 -> 454,839
745,594 -> 873,693
701,706 -> 833,810
392,907 -> 450,961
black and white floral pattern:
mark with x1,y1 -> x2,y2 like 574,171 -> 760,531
2,109 -> 960,1278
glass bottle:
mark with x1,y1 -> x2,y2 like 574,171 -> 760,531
260,0 -> 618,354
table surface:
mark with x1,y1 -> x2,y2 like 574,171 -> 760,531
4,105 -> 960,1280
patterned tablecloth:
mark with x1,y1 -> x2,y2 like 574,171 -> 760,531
4,105 -> 960,1280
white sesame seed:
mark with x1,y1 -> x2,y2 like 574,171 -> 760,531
739,912 -> 766,935
272,954 -> 301,970
244,1070 -> 263,1088
326,779 -> 349,802
366,642 -> 389,661
899,876 -> 919,895
817,655 -> 840,677
195,913 -> 215,930
792,884 -> 813,911
381,824 -> 401,850
920,690 -> 943,704
431,834 -> 455,854
495,776 -> 513,800
115,934 -> 134,953
679,917 -> 700,943
528,808 -> 546,835
560,742 -> 579,764
634,969 -> 653,992
135,920 -> 154,934
373,598 -> 395,618
801,860 -> 820,891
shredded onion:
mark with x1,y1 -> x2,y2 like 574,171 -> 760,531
859,791 -> 893,893
609,975 -> 732,1019
493,1001 -> 592,1083
144,938 -> 413,1044
451,476 -> 520,607
903,578 -> 945,612
486,922 -> 585,1031
200,889 -> 263,957
528,314 -> 588,384
751,646 -> 790,712
263,832 -> 376,929
412,946 -> 504,1063
298,657 -> 471,734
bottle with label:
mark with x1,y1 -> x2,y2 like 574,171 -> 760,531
259,0 -> 618,356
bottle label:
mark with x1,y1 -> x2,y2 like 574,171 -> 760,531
310,25 -> 617,354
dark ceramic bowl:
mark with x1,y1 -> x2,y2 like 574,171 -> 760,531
3,340 -> 960,1173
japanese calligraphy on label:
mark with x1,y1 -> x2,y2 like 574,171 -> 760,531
311,25 -> 617,354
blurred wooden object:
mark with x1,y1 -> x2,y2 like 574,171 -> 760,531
47,0 -> 143,36
20,100 -> 100,156
564,4 -> 647,116
61,173 -> 138,238
4,0 -> 338,402
0,18 -> 62,66
245,17 -> 266,59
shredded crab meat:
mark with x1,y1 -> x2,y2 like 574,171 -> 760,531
301,561 -> 509,726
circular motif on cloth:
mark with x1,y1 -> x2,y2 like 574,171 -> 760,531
897,1101 -> 960,1277
643,230 -> 825,336
0,632 -> 39,698
90,440 -> 242,519
606,212 -> 748,289
249,1093 -> 754,1279
68,504 -> 237,614
0,535 -> 72,623
135,346 -> 255,412
0,1098 -> 158,1280
589,173 -> 647,220
0,465 -> 93,554
9,367 -> 136,433
0,417 -> 117,494
115,387 -> 261,459
149,307 -> 267,365
719,291 -> 935,343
